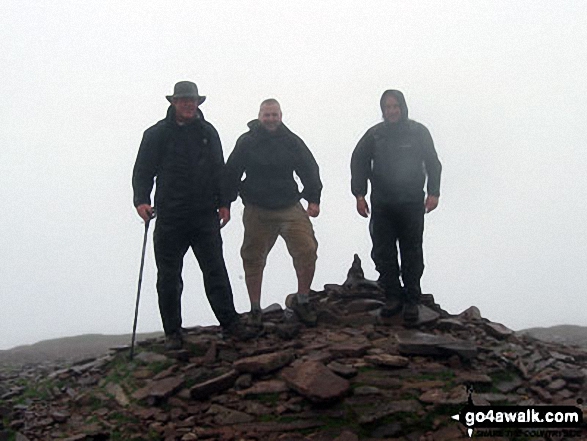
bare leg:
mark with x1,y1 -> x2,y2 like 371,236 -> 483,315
295,262 -> 315,296
245,272 -> 263,309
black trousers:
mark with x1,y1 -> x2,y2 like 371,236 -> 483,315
369,202 -> 425,302
153,212 -> 238,335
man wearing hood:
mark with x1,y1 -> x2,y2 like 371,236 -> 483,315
224,98 -> 323,326
351,90 -> 442,323
132,81 -> 253,349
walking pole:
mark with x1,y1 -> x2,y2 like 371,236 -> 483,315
130,217 -> 152,361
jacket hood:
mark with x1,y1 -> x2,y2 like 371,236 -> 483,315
246,119 -> 291,135
380,89 -> 409,121
247,119 -> 260,130
165,105 -> 205,123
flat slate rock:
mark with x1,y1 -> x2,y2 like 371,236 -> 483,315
396,330 -> 477,359
237,379 -> 289,396
132,375 -> 185,401
456,372 -> 493,386
483,322 -> 514,339
190,370 -> 238,400
494,376 -> 523,393
364,354 -> 409,368
346,299 -> 384,313
280,361 -> 350,403
206,404 -> 255,425
436,318 -> 467,331
330,341 -> 372,358
134,351 -> 169,364
326,361 -> 357,378
233,350 -> 294,375
414,305 -> 441,325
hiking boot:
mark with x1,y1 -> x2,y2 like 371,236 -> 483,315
402,301 -> 419,324
290,297 -> 317,327
164,331 -> 183,350
223,319 -> 260,341
248,309 -> 263,327
380,296 -> 403,318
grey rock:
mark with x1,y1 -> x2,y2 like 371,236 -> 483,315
105,382 -> 129,407
50,410 -> 71,423
330,341 -> 372,358
530,385 -> 553,402
149,375 -> 185,399
495,377 -> 523,393
436,318 -> 467,331
207,404 -> 254,425
559,369 -> 585,382
474,392 -> 510,403
456,373 -> 493,386
234,374 -> 252,390
396,330 -> 477,359
353,386 -> 382,395
457,306 -> 483,321
364,354 -> 409,368
418,388 -> 447,404
414,305 -> 441,325
237,379 -> 289,396
536,358 -> 557,371
546,378 -> 567,392
551,351 -> 575,362
304,351 -> 333,364
343,254 -> 365,286
240,400 -> 273,416
346,299 -> 384,313
323,284 -> 345,296
262,303 -> 283,313
483,322 -> 514,339
326,361 -> 357,378
134,351 -> 169,364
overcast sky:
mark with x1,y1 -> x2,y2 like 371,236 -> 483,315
1,1 -> 586,350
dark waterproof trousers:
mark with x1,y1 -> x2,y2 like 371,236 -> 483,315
153,212 -> 238,335
369,202 -> 425,302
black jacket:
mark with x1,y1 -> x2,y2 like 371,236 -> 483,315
132,107 -> 227,219
224,121 -> 322,210
351,90 -> 442,206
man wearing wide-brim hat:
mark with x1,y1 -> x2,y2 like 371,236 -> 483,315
132,81 -> 255,349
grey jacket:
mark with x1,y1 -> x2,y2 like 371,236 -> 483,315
351,90 -> 442,205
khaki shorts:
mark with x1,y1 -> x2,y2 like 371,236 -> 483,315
241,203 -> 318,277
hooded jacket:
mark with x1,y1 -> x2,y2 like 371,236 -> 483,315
224,120 -> 322,210
132,106 -> 227,219
351,90 -> 442,206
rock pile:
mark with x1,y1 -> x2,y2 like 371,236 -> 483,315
1,256 -> 586,440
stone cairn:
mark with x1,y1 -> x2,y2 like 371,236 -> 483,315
1,255 -> 586,440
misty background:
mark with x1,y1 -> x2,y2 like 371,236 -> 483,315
1,1 -> 586,350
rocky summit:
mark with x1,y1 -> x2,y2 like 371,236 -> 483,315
1,256 -> 586,440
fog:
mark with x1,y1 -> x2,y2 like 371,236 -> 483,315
1,1 -> 586,350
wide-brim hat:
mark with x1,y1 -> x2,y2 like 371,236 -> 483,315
166,81 -> 206,104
